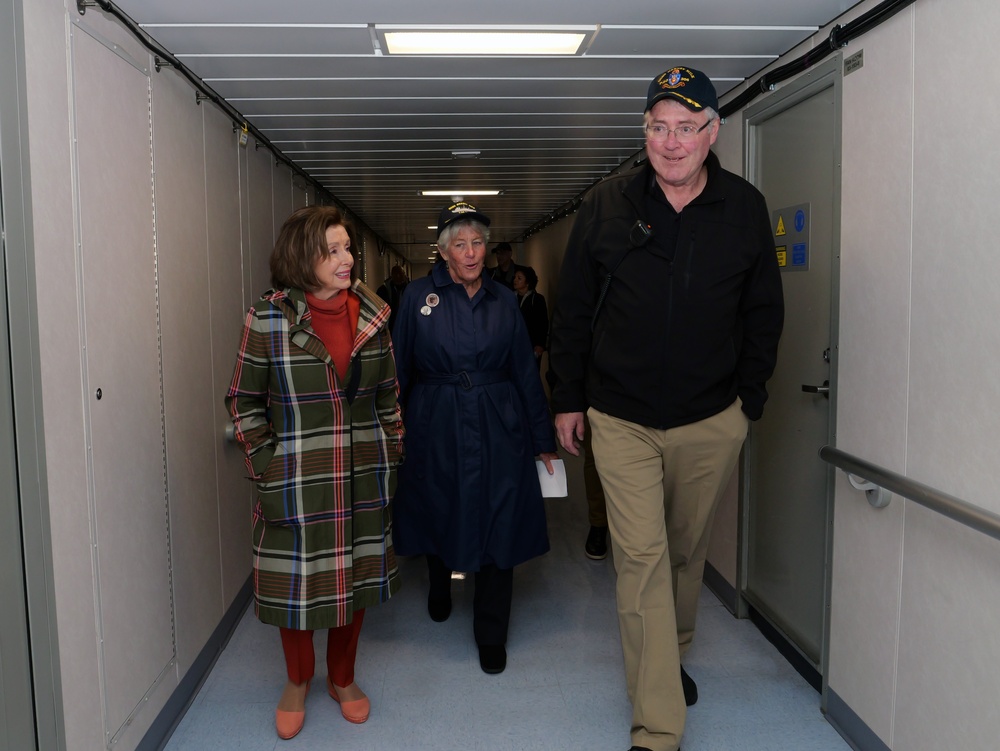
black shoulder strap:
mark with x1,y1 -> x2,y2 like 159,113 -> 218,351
591,219 -> 654,332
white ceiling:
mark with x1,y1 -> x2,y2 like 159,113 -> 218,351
111,0 -> 857,262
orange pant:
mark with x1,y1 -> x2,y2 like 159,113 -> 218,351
279,609 -> 365,687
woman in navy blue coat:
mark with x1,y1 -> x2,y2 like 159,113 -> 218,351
392,202 -> 558,674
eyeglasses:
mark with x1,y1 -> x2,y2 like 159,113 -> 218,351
644,120 -> 713,143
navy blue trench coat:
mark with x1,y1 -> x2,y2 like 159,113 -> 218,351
392,262 -> 555,572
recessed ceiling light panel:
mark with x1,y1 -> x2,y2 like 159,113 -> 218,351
419,190 -> 500,197
376,26 -> 595,56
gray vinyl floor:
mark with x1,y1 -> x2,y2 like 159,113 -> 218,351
163,473 -> 852,751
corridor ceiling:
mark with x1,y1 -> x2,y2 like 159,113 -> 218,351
110,0 -> 857,262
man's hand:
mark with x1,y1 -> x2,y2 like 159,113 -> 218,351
554,412 -> 585,456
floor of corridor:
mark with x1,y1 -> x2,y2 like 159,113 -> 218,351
163,483 -> 852,751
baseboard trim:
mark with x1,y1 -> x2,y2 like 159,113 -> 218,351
138,577 -> 253,751
825,688 -> 892,751
747,605 -> 822,692
703,561 -> 738,614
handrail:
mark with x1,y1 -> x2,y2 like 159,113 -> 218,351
819,445 -> 1000,543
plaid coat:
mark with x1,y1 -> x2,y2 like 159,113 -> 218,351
225,282 -> 404,630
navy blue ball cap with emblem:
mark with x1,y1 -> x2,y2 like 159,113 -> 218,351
437,201 -> 491,237
645,66 -> 719,114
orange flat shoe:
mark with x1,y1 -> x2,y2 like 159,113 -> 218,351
275,681 -> 309,739
275,708 -> 305,739
326,675 -> 370,724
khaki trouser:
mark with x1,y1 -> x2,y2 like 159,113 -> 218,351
589,401 -> 748,751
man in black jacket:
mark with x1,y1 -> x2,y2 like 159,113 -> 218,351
375,264 -> 408,333
488,241 -> 518,289
549,66 -> 783,751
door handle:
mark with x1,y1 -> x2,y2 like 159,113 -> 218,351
801,380 -> 830,398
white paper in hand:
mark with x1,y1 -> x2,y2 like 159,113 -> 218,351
536,458 -> 568,498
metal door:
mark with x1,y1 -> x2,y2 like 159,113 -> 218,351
742,60 -> 840,674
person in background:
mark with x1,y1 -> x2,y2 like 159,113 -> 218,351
489,241 -> 518,289
581,415 -> 609,560
545,374 -> 608,562
376,264 -> 409,333
392,201 -> 558,675
512,266 -> 548,367
548,66 -> 783,751
226,205 -> 404,741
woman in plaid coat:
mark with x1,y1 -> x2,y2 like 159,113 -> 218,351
226,206 -> 403,740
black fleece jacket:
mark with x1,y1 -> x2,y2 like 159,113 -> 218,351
549,152 -> 784,429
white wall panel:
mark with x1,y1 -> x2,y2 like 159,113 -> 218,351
271,160 -> 297,235
292,175 -> 309,209
837,14 -> 913,471
522,220 -> 571,305
828,475 -> 904,745
894,505 -> 1000,751
22,1 -> 105,747
151,65 -> 223,671
205,106 -> 255,609
272,161 -> 294,241
71,24 -> 173,743
826,10 -> 914,745
907,0 -> 1000,511
246,141 -> 274,298
891,0 -> 1000,747
237,145 -> 254,311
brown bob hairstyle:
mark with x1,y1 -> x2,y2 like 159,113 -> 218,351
270,205 -> 355,291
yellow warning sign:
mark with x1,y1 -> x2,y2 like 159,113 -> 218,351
775,216 -> 786,237
776,246 -> 787,267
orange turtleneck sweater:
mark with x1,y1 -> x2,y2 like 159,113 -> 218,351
305,290 -> 360,381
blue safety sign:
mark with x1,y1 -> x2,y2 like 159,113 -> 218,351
792,243 -> 807,267
771,203 -> 810,272
795,209 -> 806,233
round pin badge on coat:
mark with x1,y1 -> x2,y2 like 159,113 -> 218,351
420,305 -> 432,316
426,293 -> 440,308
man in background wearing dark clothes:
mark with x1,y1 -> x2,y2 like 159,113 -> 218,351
488,241 -> 518,289
375,265 -> 408,333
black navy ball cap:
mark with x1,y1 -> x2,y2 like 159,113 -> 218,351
645,66 -> 719,113
437,201 -> 491,237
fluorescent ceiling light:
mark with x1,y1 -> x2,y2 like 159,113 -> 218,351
420,190 -> 500,196
382,30 -> 588,56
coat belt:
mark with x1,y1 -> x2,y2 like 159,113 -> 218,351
417,370 -> 508,390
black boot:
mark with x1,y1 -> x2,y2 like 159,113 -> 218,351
427,594 -> 452,622
584,525 -> 608,560
681,666 -> 698,706
426,555 -> 452,622
477,644 -> 507,674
